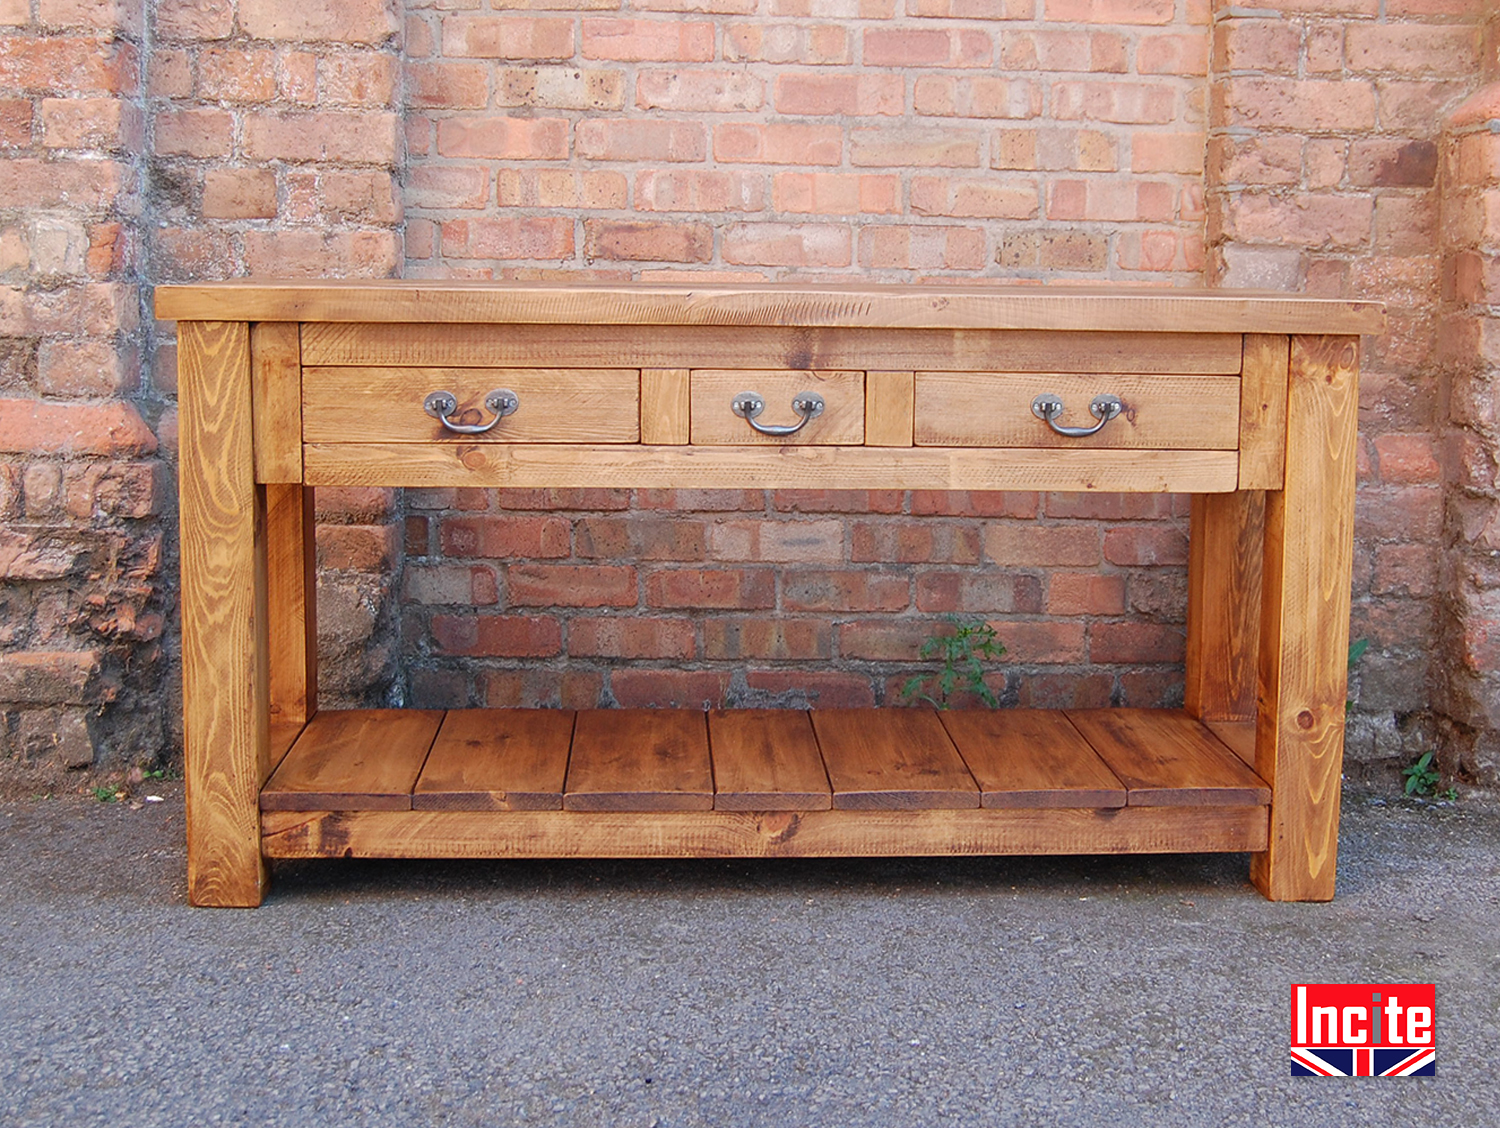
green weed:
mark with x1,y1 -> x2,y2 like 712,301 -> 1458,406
899,617 -> 1006,710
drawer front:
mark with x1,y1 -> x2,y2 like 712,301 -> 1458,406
303,367 -> 641,444
689,370 -> 864,446
913,372 -> 1240,450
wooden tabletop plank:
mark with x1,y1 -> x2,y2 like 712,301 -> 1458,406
155,280 -> 1384,335
261,709 -> 444,811
708,710 -> 832,811
413,709 -> 574,811
1065,709 -> 1271,807
564,709 -> 713,811
812,709 -> 979,810
939,710 -> 1126,809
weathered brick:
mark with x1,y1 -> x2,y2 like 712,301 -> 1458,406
1137,33 -> 1208,75
1224,193 -> 1373,250
1373,433 -> 1440,484
64,461 -> 162,519
432,614 -> 562,658
406,62 -> 490,110
508,564 -> 637,607
478,669 -> 603,711
1133,132 -> 1204,175
639,69 -> 765,112
985,524 -> 1100,567
1103,526 -> 1188,566
861,224 -> 987,270
154,109 -> 231,158
645,568 -> 776,608
610,670 -> 729,709
725,22 -> 850,65
0,36 -> 137,94
772,172 -> 899,215
497,67 -> 625,110
1053,81 -> 1177,125
1212,18 -> 1300,74
243,111 -> 399,164
911,177 -> 1038,219
570,617 -> 695,659
406,165 -> 489,211
498,488 -> 631,510
774,73 -> 902,117
320,52 -> 398,107
585,219 -> 712,262
440,514 -> 570,558
442,216 -> 575,260
706,519 -> 843,562
435,116 -> 568,160
497,169 -> 628,209
783,569 -> 908,611
722,222 -> 851,267
317,524 -> 397,571
907,0 -> 1031,15
1090,621 -> 1184,664
1000,621 -> 1089,663
1047,572 -> 1127,616
851,521 -> 983,564
39,97 -> 138,150
714,122 -> 842,166
1045,0 -> 1173,20
914,77 -> 1041,120
239,0 -> 397,43
915,572 -> 1043,614
851,128 -> 982,168
0,650 -> 104,706
703,618 -> 831,660
1216,78 -> 1376,132
772,490 -> 901,514
747,670 -> 874,708
1347,138 -> 1438,188
581,18 -> 714,62
243,230 -> 399,277
0,399 -> 156,456
863,27 -> 990,68
1345,24 -> 1479,77
37,339 -> 138,396
910,491 -> 1037,518
637,170 -> 765,213
577,119 -> 705,163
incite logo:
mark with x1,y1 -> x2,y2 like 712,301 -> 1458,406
1291,984 -> 1436,1076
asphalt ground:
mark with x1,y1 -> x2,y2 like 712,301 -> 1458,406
1,783 -> 1496,1128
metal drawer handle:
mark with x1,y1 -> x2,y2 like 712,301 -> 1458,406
731,391 -> 825,437
423,389 -> 519,434
1031,393 -> 1123,438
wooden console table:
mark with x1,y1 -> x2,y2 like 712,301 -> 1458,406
156,282 -> 1383,908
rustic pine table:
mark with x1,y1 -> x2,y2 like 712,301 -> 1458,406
156,282 -> 1382,907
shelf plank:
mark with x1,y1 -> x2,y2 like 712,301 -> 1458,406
1066,709 -> 1270,807
1205,720 -> 1256,768
413,709 -> 574,811
564,709 -> 713,811
812,709 -> 979,810
939,710 -> 1126,809
262,805 -> 1270,859
261,709 -> 444,811
708,710 -> 831,811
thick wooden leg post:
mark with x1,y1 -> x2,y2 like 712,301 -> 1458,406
265,484 -> 317,731
1251,336 -> 1359,902
179,321 -> 271,907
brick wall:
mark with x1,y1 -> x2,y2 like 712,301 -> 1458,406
1,0 -> 1497,785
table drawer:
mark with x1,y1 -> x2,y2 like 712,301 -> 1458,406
913,372 -> 1240,450
689,370 -> 864,445
303,367 -> 641,444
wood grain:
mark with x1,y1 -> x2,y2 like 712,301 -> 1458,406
261,709 -> 444,811
939,709 -> 1126,808
250,322 -> 302,483
1184,491 -> 1264,723
641,368 -> 690,445
413,709 -> 575,811
303,367 -> 640,444
1066,709 -> 1271,807
1251,335 -> 1359,902
865,370 -> 914,447
304,443 -> 1240,494
178,320 -> 269,908
262,805 -> 1269,859
1238,333 -> 1289,490
1206,720 -> 1256,768
265,483 -> 317,727
812,709 -> 979,809
708,710 -> 831,811
564,709 -> 713,811
298,323 -> 1248,374
913,372 -> 1240,449
156,280 -> 1385,336
689,369 -> 864,445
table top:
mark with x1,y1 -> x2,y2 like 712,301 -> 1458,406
155,279 -> 1385,336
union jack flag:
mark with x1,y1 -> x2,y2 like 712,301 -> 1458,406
1290,1047 -> 1436,1076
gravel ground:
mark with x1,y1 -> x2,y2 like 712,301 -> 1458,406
1,784 -> 1496,1128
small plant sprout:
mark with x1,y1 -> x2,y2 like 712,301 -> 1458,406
1401,751 -> 1451,799
899,616 -> 1006,710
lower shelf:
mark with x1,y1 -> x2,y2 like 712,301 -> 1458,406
260,707 -> 1270,860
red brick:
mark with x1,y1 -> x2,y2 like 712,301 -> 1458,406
909,491 -> 1038,518
498,488 -> 631,510
403,565 -> 499,606
0,650 -> 105,706
1137,33 -> 1208,75
859,225 -> 986,271
479,669 -> 602,710
0,36 -> 137,94
851,522 -> 982,564
1132,132 -> 1204,175
497,67 -> 625,110
1216,78 -> 1376,132
1224,193 -> 1373,250
498,169 -> 628,210
722,223 -> 851,267
907,0 -> 1032,14
508,564 -> 637,607
1372,544 -> 1438,598
404,166 -> 487,211
582,18 -> 714,62
637,489 -> 765,511
985,524 -> 1099,567
1212,19 -> 1300,74
636,0 -> 758,12
774,0 -> 892,14
440,515 -> 570,558
772,173 -> 899,215
407,62 -> 489,110
1000,29 -> 1126,72
196,48 -> 275,102
771,490 -> 902,514
914,76 -> 1041,120
318,524 -> 397,571
1103,526 -> 1188,566
863,27 -> 990,68
407,513 -> 432,558
645,568 -> 775,608
851,128 -> 982,168
774,73 -> 903,117
610,670 -> 730,709
39,97 -> 138,150
1001,621 -> 1088,663
432,614 -> 562,658
569,617 -> 695,659
442,217 -> 575,260
1044,0 -> 1173,22
1117,670 -> 1182,708
724,22 -> 850,65
910,177 -> 1038,219
0,99 -> 31,147
574,516 -> 705,560
637,170 -> 765,213
320,52 -> 397,107
239,0 -> 395,42
638,69 -> 765,112
714,122 -> 842,166
320,170 -> 400,224
1345,24 -> 1479,76
839,621 -> 943,662
703,618 -> 832,660
1090,622 -> 1184,664
442,16 -> 573,59
36,340 -> 138,396
1014,671 -> 1115,710
577,119 -> 705,163
584,220 -> 712,263
1047,572 -> 1126,616
243,230 -> 399,278
155,0 -> 231,40
707,519 -> 843,562
243,111 -> 399,163
316,487 -> 397,523
916,572 -> 1043,614
153,109 -> 231,157
63,462 -> 163,519
783,569 -> 908,612
0,399 -> 155,456
436,116 -> 568,160
202,169 -> 277,219
1373,434 -> 1440,484
1053,81 -> 1177,124
747,670 -> 875,708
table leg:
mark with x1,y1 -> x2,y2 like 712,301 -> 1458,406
178,321 -> 271,907
1185,490 -> 1264,723
1252,335 -> 1359,901
266,483 -> 317,728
